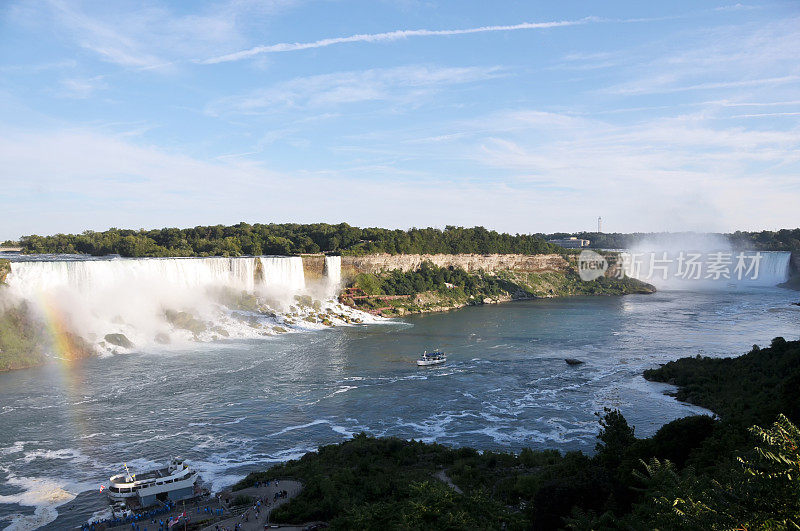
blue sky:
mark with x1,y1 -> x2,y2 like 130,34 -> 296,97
0,1 -> 798,240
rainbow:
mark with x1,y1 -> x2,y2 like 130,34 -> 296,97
36,293 -> 91,362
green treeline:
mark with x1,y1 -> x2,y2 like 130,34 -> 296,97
234,338 -> 800,529
18,224 -> 560,257
16,224 -> 800,257
643,336 -> 800,454
549,228 -> 800,251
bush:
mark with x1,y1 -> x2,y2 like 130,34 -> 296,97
231,494 -> 252,506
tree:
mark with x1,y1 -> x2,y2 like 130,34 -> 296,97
595,408 -> 636,471
626,414 -> 800,529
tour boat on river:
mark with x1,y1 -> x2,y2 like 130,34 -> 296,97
417,350 -> 446,366
106,458 -> 198,507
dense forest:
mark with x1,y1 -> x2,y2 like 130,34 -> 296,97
12,224 -> 800,257
16,224 -> 561,257
234,338 -> 800,529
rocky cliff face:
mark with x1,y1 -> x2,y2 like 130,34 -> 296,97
341,253 -> 570,279
783,252 -> 800,290
340,253 -> 655,317
301,254 -> 325,281
0,258 -> 9,284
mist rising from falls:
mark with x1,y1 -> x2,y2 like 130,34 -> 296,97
3,256 -> 371,354
620,235 -> 791,290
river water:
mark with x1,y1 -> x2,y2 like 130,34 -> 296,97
0,285 -> 799,529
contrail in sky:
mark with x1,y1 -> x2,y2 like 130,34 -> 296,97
201,17 -> 601,64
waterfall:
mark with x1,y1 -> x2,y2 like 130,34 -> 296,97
5,256 -> 313,297
619,250 -> 791,290
758,251 -> 792,284
3,256 -> 312,348
323,255 -> 342,294
257,256 -> 306,292
6,256 -> 263,296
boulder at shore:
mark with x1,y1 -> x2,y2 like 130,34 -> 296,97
565,358 -> 584,366
105,333 -> 134,349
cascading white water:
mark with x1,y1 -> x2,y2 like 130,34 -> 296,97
620,250 -> 791,290
258,256 -> 306,292
6,257 -> 263,296
323,256 -> 342,296
2,256 -> 335,350
758,252 -> 792,283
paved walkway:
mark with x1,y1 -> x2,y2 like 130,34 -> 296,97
201,479 -> 303,531
104,496 -> 223,530
434,470 -> 463,494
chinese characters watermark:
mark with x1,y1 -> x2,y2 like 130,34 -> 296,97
579,250 -> 765,282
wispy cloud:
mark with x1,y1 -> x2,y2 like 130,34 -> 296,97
322,103 -> 800,230
727,111 -> 800,118
0,126 -> 584,238
201,18 -> 599,64
714,3 -> 760,11
610,75 -> 800,95
602,17 -> 800,96
206,65 -> 504,115
0,59 -> 78,73
58,75 -> 107,98
25,0 -> 298,70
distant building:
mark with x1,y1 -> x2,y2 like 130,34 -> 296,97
548,237 -> 591,249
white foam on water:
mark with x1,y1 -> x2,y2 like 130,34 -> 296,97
20,448 -> 91,465
2,505 -> 59,531
0,443 -> 24,457
191,444 -> 319,492
267,419 -> 332,438
0,474 -> 98,531
88,506 -> 112,525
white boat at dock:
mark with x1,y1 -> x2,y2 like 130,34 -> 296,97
106,457 -> 198,507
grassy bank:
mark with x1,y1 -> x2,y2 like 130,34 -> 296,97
0,259 -> 95,371
341,261 -> 655,316
0,302 -> 96,371
233,338 -> 800,529
0,259 -> 48,371
0,258 -> 9,283
0,302 -> 48,371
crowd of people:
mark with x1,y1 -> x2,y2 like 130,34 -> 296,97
85,479 -> 293,531
81,501 -> 181,530
213,479 -> 293,531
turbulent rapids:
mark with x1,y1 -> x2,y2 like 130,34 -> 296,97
3,255 -> 370,354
